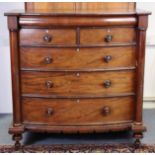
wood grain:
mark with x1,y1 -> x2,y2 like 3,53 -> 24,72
24,123 -> 132,134
76,2 -> 135,10
19,16 -> 137,28
25,2 -> 135,11
22,96 -> 135,125
80,28 -> 136,45
20,29 -> 76,46
5,3 -> 150,146
21,71 -> 136,96
20,47 -> 136,70
135,15 -> 148,123
8,16 -> 22,125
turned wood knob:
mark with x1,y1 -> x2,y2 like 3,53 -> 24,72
43,35 -> 52,43
105,35 -> 113,42
45,81 -> 54,88
102,106 -> 111,116
46,108 -> 54,116
44,57 -> 53,64
103,55 -> 112,63
103,80 -> 111,88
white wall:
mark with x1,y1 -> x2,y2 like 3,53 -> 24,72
0,3 -> 24,113
0,2 -> 155,113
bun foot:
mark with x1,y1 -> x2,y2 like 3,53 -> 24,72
9,125 -> 24,150
132,123 -> 146,149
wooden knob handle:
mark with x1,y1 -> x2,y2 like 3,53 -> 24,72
104,55 -> 112,63
103,80 -> 111,88
45,81 -> 54,88
46,108 -> 53,116
105,35 -> 113,42
43,35 -> 52,43
102,106 -> 111,116
44,57 -> 53,64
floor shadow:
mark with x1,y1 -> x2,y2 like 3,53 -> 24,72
23,130 -> 134,145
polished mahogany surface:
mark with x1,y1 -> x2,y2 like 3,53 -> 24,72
25,2 -> 136,12
5,8 -> 151,16
5,2 -> 151,149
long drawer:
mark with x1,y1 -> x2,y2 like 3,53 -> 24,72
20,29 -> 76,46
22,97 -> 135,125
80,27 -> 136,45
21,70 -> 135,96
20,47 -> 136,70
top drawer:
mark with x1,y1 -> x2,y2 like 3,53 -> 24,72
80,28 -> 136,45
20,29 -> 76,46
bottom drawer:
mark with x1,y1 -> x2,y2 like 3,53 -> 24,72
22,97 -> 135,125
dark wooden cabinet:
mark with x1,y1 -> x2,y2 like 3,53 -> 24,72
5,2 -> 151,149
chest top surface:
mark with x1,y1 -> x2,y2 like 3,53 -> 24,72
5,8 -> 151,16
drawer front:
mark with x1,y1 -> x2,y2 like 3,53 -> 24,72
80,28 -> 136,45
21,71 -> 135,96
20,29 -> 76,45
20,47 -> 136,70
22,97 -> 135,125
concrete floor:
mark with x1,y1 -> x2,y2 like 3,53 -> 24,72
0,108 -> 155,145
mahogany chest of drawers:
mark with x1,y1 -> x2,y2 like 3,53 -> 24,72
5,6 -> 150,148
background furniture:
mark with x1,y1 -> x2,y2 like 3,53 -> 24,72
25,2 -> 135,11
5,2 -> 150,149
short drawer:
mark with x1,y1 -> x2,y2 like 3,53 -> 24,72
21,71 -> 135,96
20,47 -> 136,70
20,29 -> 76,46
22,97 -> 135,125
80,28 -> 136,45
